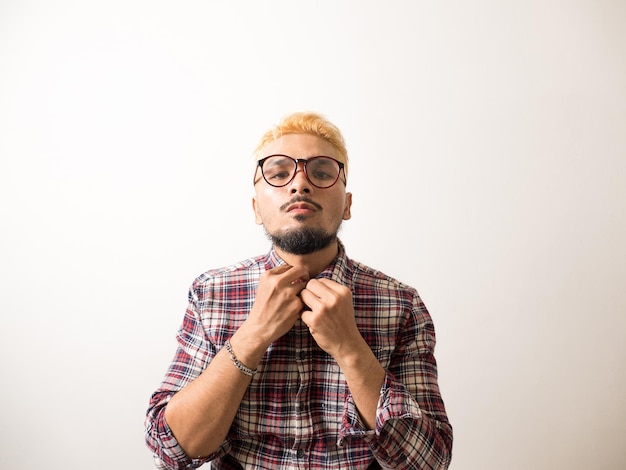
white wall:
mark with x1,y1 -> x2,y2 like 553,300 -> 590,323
1,1 -> 624,469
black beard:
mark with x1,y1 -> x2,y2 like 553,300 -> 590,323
268,226 -> 337,255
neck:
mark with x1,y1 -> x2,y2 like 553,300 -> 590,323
274,240 -> 339,278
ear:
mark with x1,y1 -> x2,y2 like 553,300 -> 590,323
342,192 -> 352,220
252,196 -> 263,225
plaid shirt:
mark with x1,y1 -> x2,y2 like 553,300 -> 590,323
145,241 -> 452,469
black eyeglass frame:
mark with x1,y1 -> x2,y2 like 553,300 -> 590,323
255,154 -> 346,189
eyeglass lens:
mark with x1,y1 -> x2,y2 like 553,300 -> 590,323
261,156 -> 340,188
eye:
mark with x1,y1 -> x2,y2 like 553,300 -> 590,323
262,156 -> 294,182
308,158 -> 338,182
312,169 -> 333,180
268,170 -> 291,180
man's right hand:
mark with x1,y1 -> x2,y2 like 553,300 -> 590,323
242,264 -> 310,347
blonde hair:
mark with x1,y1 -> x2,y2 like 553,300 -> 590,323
253,112 -> 349,178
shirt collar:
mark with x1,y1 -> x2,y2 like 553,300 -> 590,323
264,239 -> 352,286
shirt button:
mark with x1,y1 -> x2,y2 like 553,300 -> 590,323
298,350 -> 306,360
296,448 -> 304,458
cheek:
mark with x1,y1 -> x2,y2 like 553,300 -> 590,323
329,195 -> 349,219
253,192 -> 280,225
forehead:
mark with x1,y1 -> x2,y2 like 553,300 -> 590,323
259,133 -> 338,159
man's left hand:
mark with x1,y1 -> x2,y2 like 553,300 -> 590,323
300,278 -> 362,359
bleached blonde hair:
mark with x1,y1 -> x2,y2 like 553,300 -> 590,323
253,112 -> 349,178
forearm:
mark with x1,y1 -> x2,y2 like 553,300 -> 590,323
335,340 -> 386,429
340,371 -> 453,470
164,330 -> 268,458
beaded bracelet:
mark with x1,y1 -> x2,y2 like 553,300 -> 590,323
224,339 -> 257,377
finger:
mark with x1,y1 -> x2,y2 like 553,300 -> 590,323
315,278 -> 347,292
264,265 -> 309,283
304,278 -> 338,297
299,305 -> 317,329
266,264 -> 295,275
300,289 -> 320,311
280,265 -> 310,285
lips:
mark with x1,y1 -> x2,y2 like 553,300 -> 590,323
286,203 -> 317,214
282,197 -> 323,213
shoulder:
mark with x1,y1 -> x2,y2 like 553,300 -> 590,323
347,258 -> 418,297
189,254 -> 268,297
198,255 -> 266,281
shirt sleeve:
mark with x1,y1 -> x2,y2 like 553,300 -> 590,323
144,285 -> 230,469
337,295 -> 453,470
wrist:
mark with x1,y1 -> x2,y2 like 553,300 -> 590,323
224,339 -> 258,376
335,339 -> 382,376
228,327 -> 270,370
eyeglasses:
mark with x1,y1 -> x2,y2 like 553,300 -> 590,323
256,154 -> 345,189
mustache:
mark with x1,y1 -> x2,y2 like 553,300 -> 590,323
280,196 -> 323,212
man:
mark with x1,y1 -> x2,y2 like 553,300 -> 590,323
145,112 -> 453,469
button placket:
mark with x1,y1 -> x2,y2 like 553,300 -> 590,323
292,319 -> 313,459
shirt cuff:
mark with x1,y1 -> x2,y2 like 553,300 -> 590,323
337,371 -> 422,446
153,415 -> 212,469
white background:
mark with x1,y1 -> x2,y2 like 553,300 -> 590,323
1,1 -> 624,469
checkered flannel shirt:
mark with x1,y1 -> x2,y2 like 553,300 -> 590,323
145,241 -> 452,469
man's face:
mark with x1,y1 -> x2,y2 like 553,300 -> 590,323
252,133 -> 352,253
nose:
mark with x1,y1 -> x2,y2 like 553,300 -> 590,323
289,161 -> 311,193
